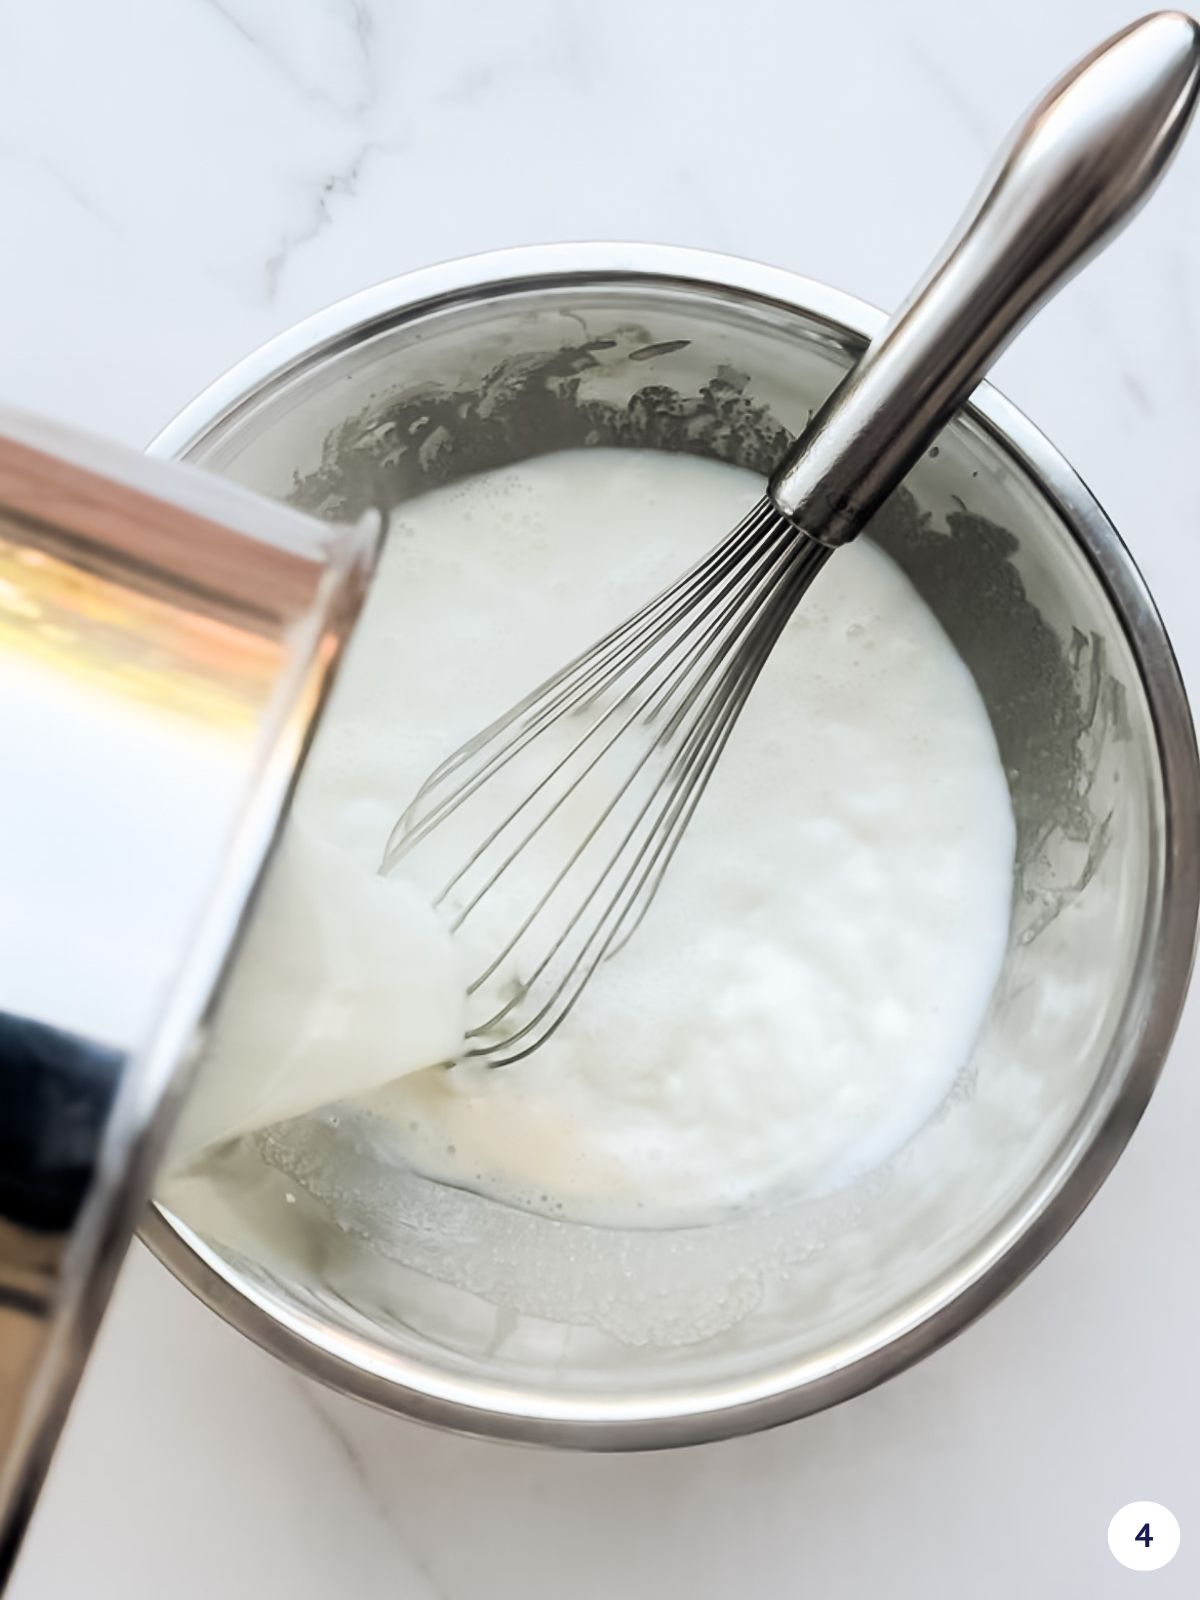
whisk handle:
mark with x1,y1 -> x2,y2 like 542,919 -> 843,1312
769,11 -> 1200,547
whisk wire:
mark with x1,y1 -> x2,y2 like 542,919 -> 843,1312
385,497 -> 829,1064
465,544 -> 829,1065
382,500 -> 780,869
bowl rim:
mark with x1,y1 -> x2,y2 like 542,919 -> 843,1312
143,242 -> 1200,1449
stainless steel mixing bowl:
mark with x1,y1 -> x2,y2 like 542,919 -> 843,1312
144,244 -> 1199,1448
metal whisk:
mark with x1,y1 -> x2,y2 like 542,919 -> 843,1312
384,12 -> 1199,1066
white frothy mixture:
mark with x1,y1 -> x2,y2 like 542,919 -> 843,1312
173,449 -> 1015,1227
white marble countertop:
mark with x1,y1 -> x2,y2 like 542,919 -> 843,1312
4,1 -> 1199,1595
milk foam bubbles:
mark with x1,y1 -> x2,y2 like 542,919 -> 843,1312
177,449 -> 1015,1228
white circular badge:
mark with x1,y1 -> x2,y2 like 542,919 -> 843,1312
1108,1502 -> 1180,1571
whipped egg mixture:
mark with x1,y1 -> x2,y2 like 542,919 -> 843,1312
173,449 -> 1015,1227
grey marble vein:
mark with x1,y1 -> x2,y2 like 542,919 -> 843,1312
287,1376 -> 453,1600
1119,367 -> 1156,419
0,144 -> 120,234
895,31 -> 995,156
262,138 -> 391,300
203,0 -> 377,118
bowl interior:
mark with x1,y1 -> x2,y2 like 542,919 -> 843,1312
152,267 -> 1172,1440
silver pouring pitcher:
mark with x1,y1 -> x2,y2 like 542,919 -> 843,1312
0,410 -> 379,1579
